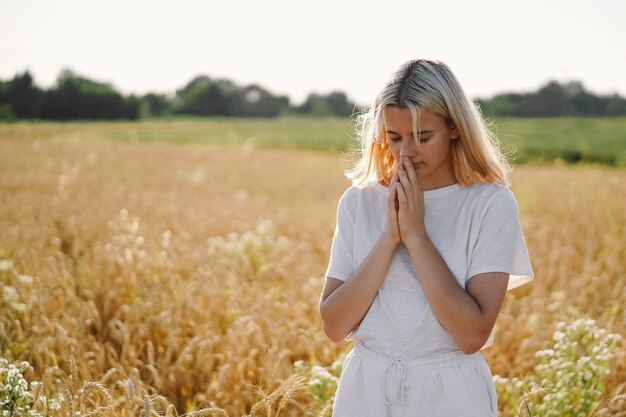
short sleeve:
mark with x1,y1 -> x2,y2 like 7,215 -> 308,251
324,187 -> 358,282
468,188 -> 534,291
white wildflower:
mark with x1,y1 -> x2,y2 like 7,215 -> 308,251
17,274 -> 34,286
0,259 -> 13,272
3,286 -> 18,302
311,365 -> 332,379
161,230 -> 172,249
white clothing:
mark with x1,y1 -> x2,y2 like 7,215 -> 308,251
326,181 -> 533,416
333,340 -> 498,417
325,181 -> 534,359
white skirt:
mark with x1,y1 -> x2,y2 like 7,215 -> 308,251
332,341 -> 498,417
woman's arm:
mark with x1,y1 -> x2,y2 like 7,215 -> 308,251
395,156 -> 509,354
319,173 -> 402,343
319,232 -> 398,343
405,235 -> 509,354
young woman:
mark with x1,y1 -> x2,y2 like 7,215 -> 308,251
319,59 -> 534,416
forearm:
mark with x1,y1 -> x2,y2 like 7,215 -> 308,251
405,235 -> 488,352
320,233 -> 398,342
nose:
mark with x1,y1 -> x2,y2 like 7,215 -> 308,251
399,137 -> 418,158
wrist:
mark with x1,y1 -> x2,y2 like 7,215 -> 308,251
403,231 -> 430,252
381,228 -> 401,248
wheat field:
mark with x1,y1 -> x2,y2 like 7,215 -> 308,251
0,131 -> 625,416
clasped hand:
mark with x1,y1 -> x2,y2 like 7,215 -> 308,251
385,156 -> 426,245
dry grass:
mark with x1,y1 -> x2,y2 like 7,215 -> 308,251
0,133 -> 624,416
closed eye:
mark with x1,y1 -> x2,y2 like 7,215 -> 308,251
389,137 -> 431,143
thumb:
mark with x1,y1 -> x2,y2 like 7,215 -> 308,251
387,183 -> 397,212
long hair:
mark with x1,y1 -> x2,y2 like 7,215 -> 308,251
346,59 -> 511,187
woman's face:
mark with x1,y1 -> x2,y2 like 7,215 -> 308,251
382,105 -> 458,190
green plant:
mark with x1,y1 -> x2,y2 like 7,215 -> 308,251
0,359 -> 60,417
494,318 -> 622,416
293,352 -> 346,417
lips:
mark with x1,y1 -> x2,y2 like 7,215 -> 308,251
397,160 -> 423,168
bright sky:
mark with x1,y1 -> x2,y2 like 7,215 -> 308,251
1,0 -> 625,107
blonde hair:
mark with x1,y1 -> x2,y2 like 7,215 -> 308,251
346,59 -> 511,187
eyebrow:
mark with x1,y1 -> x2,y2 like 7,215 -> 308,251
385,129 -> 434,135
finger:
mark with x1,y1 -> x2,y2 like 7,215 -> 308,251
397,162 -> 412,198
394,183 -> 400,210
389,169 -> 400,210
388,183 -> 399,212
387,182 -> 399,211
396,183 -> 407,208
403,157 -> 419,188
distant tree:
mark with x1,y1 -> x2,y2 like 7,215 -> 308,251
604,94 -> 626,116
524,81 -> 572,116
296,93 -> 331,116
9,67 -> 624,120
124,95 -> 142,120
295,91 -> 356,116
0,104 -> 14,121
478,80 -> 626,117
0,79 -> 15,121
326,91 -> 355,116
142,93 -> 171,116
477,93 -> 526,117
0,68 -> 359,120
175,75 -> 212,100
172,77 -> 288,117
0,71 -> 44,118
233,84 -> 290,117
173,77 -> 235,116
40,69 -> 140,120
571,91 -> 603,116
296,91 -> 356,116
0,80 -> 10,120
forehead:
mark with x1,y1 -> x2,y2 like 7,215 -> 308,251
382,105 -> 442,130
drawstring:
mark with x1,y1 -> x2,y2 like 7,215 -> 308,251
382,358 -> 408,406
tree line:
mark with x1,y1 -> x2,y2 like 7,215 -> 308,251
1,69 -> 625,121
476,81 -> 626,117
0,70 -> 357,121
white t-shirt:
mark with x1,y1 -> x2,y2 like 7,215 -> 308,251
325,181 -> 534,359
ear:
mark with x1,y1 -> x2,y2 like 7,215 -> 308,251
449,123 -> 459,140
